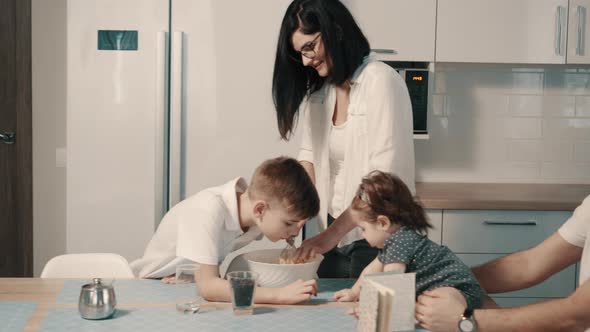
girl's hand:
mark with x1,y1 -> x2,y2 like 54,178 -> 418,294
347,305 -> 360,319
333,288 -> 359,302
277,279 -> 318,304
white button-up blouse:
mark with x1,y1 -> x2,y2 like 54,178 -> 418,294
298,57 -> 416,246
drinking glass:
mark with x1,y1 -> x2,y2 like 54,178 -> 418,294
175,264 -> 202,314
226,271 -> 258,315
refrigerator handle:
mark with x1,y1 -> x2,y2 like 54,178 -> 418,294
155,31 -> 169,226
169,31 -> 184,208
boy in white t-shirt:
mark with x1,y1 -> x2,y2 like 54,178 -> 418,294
130,156 -> 320,304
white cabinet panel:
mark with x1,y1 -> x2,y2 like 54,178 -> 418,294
458,254 -> 576,298
426,209 -> 442,244
436,0 -> 568,64
342,0 -> 436,61
567,0 -> 590,64
442,210 -> 571,254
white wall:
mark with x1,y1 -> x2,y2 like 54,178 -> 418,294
30,3 -> 590,275
32,0 -> 67,276
416,63 -> 590,184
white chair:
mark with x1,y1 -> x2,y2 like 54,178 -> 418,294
40,253 -> 135,278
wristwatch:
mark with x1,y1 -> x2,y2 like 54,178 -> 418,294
458,308 -> 477,332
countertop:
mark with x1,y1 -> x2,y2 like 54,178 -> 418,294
416,182 -> 590,211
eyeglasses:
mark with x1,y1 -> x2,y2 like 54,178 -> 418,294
290,33 -> 321,63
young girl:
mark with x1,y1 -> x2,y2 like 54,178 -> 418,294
334,171 -> 484,309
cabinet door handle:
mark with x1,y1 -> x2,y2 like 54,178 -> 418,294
577,6 -> 587,56
555,6 -> 565,56
371,48 -> 397,54
483,220 -> 538,226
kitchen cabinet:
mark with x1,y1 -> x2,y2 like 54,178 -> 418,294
567,0 -> 590,64
436,0 -> 569,64
442,210 -> 571,254
341,0 -> 437,61
442,209 -> 577,305
426,209 -> 442,244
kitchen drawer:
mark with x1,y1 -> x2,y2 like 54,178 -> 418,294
491,297 -> 551,308
442,210 -> 572,253
457,254 -> 577,298
426,209 -> 442,245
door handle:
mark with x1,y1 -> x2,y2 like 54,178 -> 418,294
371,48 -> 397,54
0,132 -> 15,145
483,220 -> 537,226
577,6 -> 587,56
555,6 -> 566,56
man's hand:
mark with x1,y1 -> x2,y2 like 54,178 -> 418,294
416,287 -> 466,332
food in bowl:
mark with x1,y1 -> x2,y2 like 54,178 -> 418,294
238,249 -> 324,288
279,253 -> 314,264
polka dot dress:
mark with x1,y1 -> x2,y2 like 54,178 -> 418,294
378,227 -> 484,309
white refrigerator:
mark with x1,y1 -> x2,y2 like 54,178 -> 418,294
66,0 -> 302,261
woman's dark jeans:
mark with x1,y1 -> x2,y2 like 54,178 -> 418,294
316,215 -> 378,278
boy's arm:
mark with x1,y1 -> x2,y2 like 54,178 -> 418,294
196,264 -> 317,304
473,232 -> 583,293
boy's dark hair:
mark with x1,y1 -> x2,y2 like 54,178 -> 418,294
351,171 -> 431,235
249,156 -> 319,220
272,0 -> 371,140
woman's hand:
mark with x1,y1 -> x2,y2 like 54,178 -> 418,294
276,279 -> 318,304
333,288 -> 359,302
415,287 -> 467,332
297,208 -> 358,260
296,230 -> 340,260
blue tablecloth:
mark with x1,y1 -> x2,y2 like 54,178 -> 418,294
38,307 -> 357,332
0,302 -> 37,332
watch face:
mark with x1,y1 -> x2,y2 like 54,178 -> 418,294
459,319 -> 475,332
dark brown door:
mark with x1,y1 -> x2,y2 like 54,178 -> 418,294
0,0 -> 32,277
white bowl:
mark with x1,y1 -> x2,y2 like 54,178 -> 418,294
226,249 -> 323,288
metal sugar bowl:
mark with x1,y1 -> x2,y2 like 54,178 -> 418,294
78,278 -> 117,319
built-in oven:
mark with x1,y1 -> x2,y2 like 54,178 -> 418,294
384,61 -> 430,136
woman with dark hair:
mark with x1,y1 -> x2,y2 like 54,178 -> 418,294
272,0 -> 415,278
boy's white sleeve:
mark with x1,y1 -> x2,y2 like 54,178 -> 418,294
559,195 -> 590,248
176,196 -> 225,265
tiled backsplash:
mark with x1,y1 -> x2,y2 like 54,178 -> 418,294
415,64 -> 590,184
